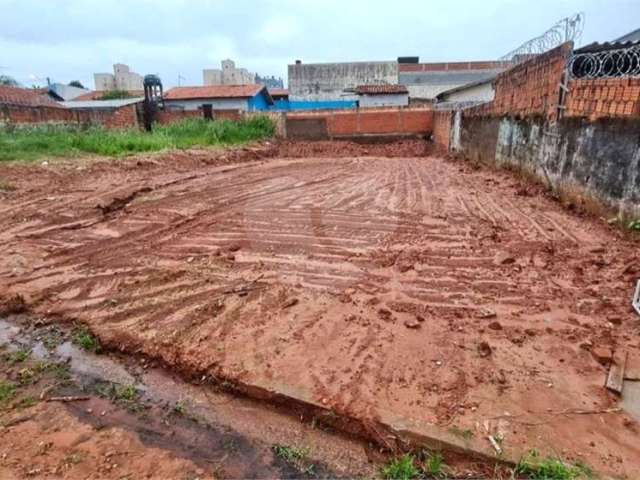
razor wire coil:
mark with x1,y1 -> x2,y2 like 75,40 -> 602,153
568,45 -> 640,79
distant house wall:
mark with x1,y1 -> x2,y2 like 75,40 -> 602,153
359,93 -> 409,108
440,82 -> 494,103
399,62 -> 508,100
288,61 -> 398,101
164,98 -> 249,111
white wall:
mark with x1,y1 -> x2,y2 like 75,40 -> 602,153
359,93 -> 409,108
442,82 -> 494,103
164,98 -> 248,111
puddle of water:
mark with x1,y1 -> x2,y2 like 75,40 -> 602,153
0,316 -> 373,478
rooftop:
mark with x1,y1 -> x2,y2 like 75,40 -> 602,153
74,90 -> 145,101
355,84 -> 409,95
61,98 -> 144,109
164,84 -> 266,101
0,85 -> 65,108
269,88 -> 289,97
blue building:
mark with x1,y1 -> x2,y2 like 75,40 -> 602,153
267,88 -> 356,111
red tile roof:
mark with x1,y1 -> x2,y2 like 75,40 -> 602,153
355,84 -> 408,95
0,85 -> 64,108
269,88 -> 289,97
73,90 -> 144,101
164,84 -> 265,100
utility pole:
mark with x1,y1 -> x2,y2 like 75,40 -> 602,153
178,74 -> 185,86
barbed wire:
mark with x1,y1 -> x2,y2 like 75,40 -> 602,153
568,44 -> 640,78
500,13 -> 584,63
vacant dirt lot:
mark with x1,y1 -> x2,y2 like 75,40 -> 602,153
1,142 -> 639,477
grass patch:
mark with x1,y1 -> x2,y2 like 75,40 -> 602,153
273,444 -> 314,474
514,450 -> 593,479
94,382 -> 141,413
72,326 -> 102,353
5,348 -> 31,365
381,454 -> 420,480
381,452 -> 448,479
0,116 -> 275,162
628,219 -> 640,232
0,381 -> 17,405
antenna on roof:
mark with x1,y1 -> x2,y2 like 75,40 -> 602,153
178,74 -> 185,87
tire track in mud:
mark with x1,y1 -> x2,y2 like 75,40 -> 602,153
3,152 -> 638,474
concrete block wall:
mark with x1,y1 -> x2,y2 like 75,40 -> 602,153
565,77 -> 640,120
284,107 -> 433,140
432,110 -> 453,150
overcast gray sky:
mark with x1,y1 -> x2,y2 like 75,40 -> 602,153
1,0 -> 637,89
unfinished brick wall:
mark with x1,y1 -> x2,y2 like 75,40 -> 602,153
491,42 -> 572,119
156,110 -> 202,124
0,104 -> 139,128
0,105 -> 75,124
432,110 -> 452,150
565,77 -> 640,120
285,107 -> 433,139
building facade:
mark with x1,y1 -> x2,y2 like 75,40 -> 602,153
288,61 -> 398,101
398,59 -> 511,100
355,85 -> 409,108
203,59 -> 256,86
94,64 -> 143,91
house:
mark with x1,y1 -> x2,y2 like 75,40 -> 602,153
0,85 -> 65,108
398,58 -> 512,101
434,76 -> 497,107
354,84 -> 409,108
163,85 -> 274,112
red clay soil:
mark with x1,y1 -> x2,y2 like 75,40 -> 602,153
1,142 -> 639,477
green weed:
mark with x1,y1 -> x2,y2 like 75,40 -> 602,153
273,444 -> 314,474
424,452 -> 444,477
514,450 -> 592,479
628,219 -> 640,232
72,326 -> 101,353
381,454 -> 421,480
0,381 -> 17,404
5,348 -> 31,365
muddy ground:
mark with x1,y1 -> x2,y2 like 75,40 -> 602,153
1,140 -> 639,478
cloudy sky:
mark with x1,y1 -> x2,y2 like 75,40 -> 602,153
1,0 -> 637,89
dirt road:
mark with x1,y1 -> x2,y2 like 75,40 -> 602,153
1,142 -> 639,477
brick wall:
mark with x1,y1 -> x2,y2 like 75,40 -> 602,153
0,103 -> 139,128
491,42 -> 572,119
156,110 -> 202,124
285,107 -> 433,140
432,110 -> 452,150
565,77 -> 640,120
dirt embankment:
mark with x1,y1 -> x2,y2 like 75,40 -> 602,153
1,140 -> 639,477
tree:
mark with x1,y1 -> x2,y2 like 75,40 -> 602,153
68,80 -> 85,89
0,75 -> 20,87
